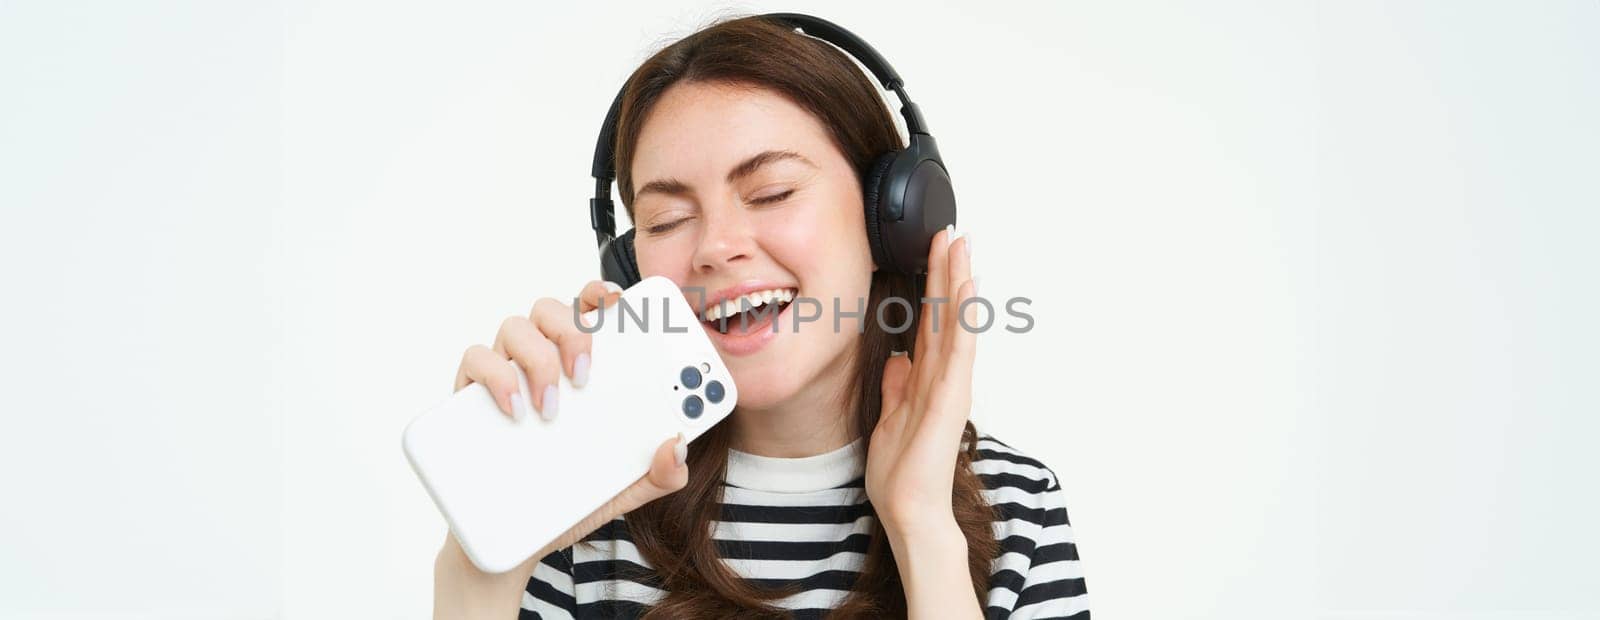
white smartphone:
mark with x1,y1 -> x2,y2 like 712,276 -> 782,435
402,275 -> 738,573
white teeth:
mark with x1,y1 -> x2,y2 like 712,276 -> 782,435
700,287 -> 798,322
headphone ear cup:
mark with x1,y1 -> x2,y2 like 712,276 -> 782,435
861,151 -> 900,271
864,140 -> 958,274
598,228 -> 642,289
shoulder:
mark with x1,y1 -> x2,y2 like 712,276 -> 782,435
967,429 -> 1074,529
970,428 -> 1091,616
969,430 -> 1067,501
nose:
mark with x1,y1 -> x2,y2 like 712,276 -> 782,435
691,198 -> 756,276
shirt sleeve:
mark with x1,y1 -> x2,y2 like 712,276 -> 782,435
518,545 -> 578,620
1006,472 -> 1089,620
980,436 -> 1091,620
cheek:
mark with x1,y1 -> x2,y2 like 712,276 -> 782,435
633,235 -> 696,282
758,212 -> 823,271
760,195 -> 873,276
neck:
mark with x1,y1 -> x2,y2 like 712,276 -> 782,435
728,345 -> 860,458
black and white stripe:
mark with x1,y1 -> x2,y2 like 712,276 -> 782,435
519,430 -> 1088,619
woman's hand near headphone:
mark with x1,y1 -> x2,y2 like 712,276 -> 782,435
431,279 -> 692,620
865,226 -> 983,616
866,225 -> 977,538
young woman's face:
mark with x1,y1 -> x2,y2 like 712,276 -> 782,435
629,81 -> 874,409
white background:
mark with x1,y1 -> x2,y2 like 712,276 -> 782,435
1,1 -> 1595,618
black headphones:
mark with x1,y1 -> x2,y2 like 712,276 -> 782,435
588,13 -> 957,288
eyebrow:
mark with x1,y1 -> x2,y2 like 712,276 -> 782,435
634,149 -> 816,200
726,149 -> 814,183
634,177 -> 691,199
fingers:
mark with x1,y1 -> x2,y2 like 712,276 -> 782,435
495,315 -> 562,419
897,226 -> 976,441
455,344 -> 524,419
612,434 -> 690,514
942,232 -> 973,347
531,297 -> 594,390
880,351 -> 912,418
924,278 -> 978,443
939,229 -> 975,378
644,433 -> 691,493
913,225 -> 956,390
918,226 -> 953,356
942,279 -> 979,384
456,282 -> 619,423
533,280 -> 621,391
926,233 -> 977,440
577,279 -> 623,315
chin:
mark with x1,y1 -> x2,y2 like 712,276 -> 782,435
723,359 -> 805,410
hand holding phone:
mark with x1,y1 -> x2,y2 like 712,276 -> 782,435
404,276 -> 738,574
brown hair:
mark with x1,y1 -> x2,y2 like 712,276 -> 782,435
606,14 -> 998,618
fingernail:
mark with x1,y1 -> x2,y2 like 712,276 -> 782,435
603,281 -> 623,294
573,353 -> 591,388
674,432 -> 688,466
514,363 -> 534,417
889,350 -> 907,357
972,276 -> 981,297
944,224 -> 957,247
510,392 -> 530,422
964,233 -> 973,260
540,385 -> 559,421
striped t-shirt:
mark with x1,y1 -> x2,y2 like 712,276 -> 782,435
519,429 -> 1089,619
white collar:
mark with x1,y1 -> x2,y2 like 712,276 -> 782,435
725,436 -> 865,493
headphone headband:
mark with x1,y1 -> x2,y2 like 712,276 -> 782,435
588,13 -> 929,246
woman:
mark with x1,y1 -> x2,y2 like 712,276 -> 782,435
432,14 -> 1088,619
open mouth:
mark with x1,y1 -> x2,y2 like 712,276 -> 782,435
699,287 -> 798,334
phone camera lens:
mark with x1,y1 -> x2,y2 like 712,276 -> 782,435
680,366 -> 702,389
705,380 -> 725,404
683,394 -> 704,419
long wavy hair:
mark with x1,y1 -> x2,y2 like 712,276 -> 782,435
603,14 -> 998,618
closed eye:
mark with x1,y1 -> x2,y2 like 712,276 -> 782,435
645,217 -> 691,235
749,189 -> 794,206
